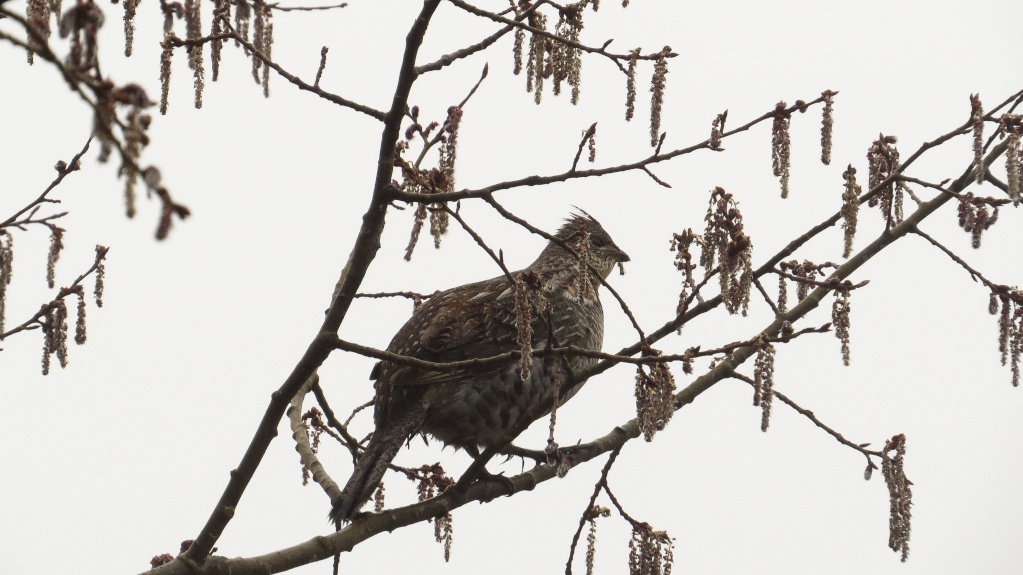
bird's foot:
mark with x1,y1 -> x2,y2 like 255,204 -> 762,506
460,446 -> 517,495
472,467 -> 516,495
499,444 -> 548,466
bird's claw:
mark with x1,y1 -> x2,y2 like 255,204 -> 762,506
499,444 -> 548,466
474,468 -> 516,495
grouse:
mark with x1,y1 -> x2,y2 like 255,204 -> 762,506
330,212 -> 629,523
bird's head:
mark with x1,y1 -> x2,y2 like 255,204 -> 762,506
542,210 -> 630,281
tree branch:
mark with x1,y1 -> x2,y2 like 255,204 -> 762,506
387,96 -> 831,203
0,245 -> 108,341
448,0 -> 675,73
175,1 -> 443,567
210,21 -> 387,121
147,129 -> 1004,569
1,137 -> 92,230
415,0 -> 546,74
730,372 -> 882,458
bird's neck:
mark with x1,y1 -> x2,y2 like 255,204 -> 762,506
539,263 -> 602,303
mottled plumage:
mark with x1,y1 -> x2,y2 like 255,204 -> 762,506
330,213 -> 628,523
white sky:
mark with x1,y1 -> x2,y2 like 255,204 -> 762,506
2,1 -> 1022,574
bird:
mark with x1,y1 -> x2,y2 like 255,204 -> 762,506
330,212 -> 629,523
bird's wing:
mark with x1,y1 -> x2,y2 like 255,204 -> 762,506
380,277 -> 521,387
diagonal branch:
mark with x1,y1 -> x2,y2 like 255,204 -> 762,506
1,137 -> 92,230
730,372 -> 881,459
415,0 -> 546,74
565,447 -> 620,575
1,246 -> 109,341
175,1 -> 443,568
287,375 -> 342,502
142,133 -> 1003,570
210,20 -> 387,121
448,0 -> 675,74
912,226 -> 1019,299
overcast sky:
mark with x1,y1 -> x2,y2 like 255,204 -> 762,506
2,1 -> 1022,574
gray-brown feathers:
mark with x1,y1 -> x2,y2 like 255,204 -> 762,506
330,213 -> 628,523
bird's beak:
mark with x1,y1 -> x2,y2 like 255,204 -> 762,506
614,249 -> 631,263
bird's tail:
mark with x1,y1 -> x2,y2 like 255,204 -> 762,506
330,404 -> 426,525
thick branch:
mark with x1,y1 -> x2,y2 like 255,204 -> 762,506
145,137 -> 1000,570
174,1 -> 442,568
287,376 -> 342,502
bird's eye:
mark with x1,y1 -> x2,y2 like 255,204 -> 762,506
591,235 -> 608,248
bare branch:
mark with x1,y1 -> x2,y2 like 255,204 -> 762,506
268,1 -> 349,12
448,0 -> 676,74
730,373 -> 882,458
212,18 -> 386,121
911,227 -> 1006,291
570,122 -> 598,172
415,1 -> 545,74
179,1 -> 444,565
1,137 -> 92,231
565,447 -> 620,575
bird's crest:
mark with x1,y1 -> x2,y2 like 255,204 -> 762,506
557,207 -> 604,240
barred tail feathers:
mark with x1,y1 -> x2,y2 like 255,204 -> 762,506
330,405 -> 425,524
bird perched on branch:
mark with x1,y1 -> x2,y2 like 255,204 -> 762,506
330,212 -> 629,523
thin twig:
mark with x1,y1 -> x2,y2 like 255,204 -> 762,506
408,64 -> 490,169
329,324 -> 829,373
641,166 -> 671,188
1,137 -> 92,230
165,32 -> 234,48
457,63 -> 489,109
483,195 -> 648,342
354,291 -> 430,301
602,484 -> 643,529
415,1 -> 547,74
448,0 -> 675,75
214,18 -> 386,121
570,123 -> 597,172
310,380 -> 364,453
911,227 -> 1007,292
444,207 -> 517,285
984,171 -> 1010,193
0,246 -> 108,340
752,276 -> 780,316
565,447 -> 621,575
730,373 -> 882,458
314,47 -> 329,88
268,1 -> 348,12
